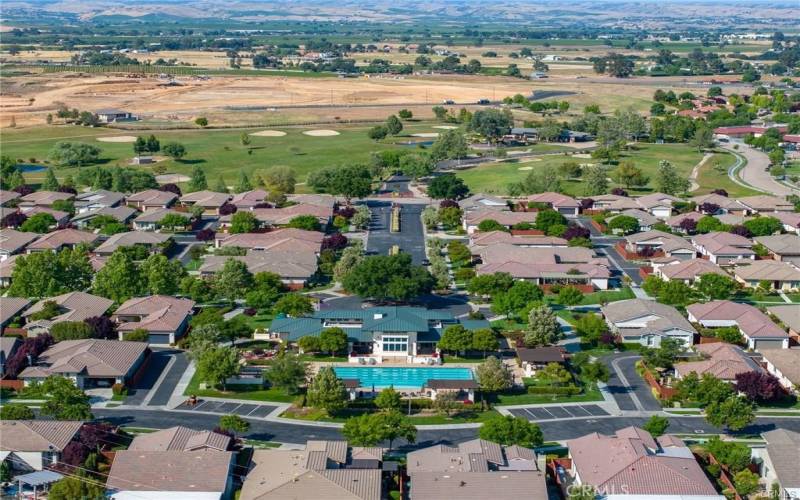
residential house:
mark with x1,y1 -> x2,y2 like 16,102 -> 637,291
759,349 -> 800,393
772,211 -> 800,235
768,304 -> 800,341
0,421 -> 83,472
128,426 -> 232,452
19,339 -> 148,389
215,228 -> 324,253
287,193 -> 337,210
17,191 -> 73,208
0,190 -> 21,205
220,203 -> 332,228
106,450 -> 234,500
755,234 -> 800,265
524,192 -> 580,217
687,300 -> 789,350
585,194 -> 639,213
654,258 -> 728,285
689,193 -> 747,215
70,206 -> 137,229
715,213 -> 750,226
634,192 -> 681,218
407,439 -> 548,500
269,307 -> 489,364
624,230 -> 696,260
19,205 -> 70,226
759,429 -> 800,500
692,231 -> 755,265
95,109 -> 135,123
468,231 -> 567,255
94,231 -> 173,256
126,189 -> 178,211
22,291 -> 113,336
566,427 -> 722,499
0,296 -> 30,330
73,190 -> 125,213
674,343 -> 763,382
0,336 -> 21,376
179,190 -> 232,215
230,189 -> 269,210
609,209 -> 660,231
0,254 -> 20,288
732,260 -> 800,291
458,193 -> 508,212
738,195 -> 795,214
113,295 -> 195,345
666,211 -> 703,233
0,228 -> 38,261
602,299 -> 697,347
132,208 -> 187,231
516,346 -> 569,377
463,209 -> 538,234
240,440 -> 385,500
26,229 -> 100,253
199,251 -> 317,289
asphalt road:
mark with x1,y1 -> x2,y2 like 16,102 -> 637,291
595,243 -> 644,285
124,349 -> 176,406
93,408 -> 800,450
603,354 -> 663,412
379,175 -> 413,196
145,351 -> 189,406
722,142 -> 799,196
365,200 -> 427,265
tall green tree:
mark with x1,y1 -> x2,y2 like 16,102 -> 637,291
214,258 -> 253,303
187,166 -> 208,192
656,160 -> 690,195
341,254 -> 434,302
319,327 -> 348,356
374,387 -> 402,411
438,324 -> 474,354
307,366 -> 347,413
274,293 -> 314,317
40,376 -> 92,420
234,171 -> 253,193
341,411 -> 416,450
385,115 -> 403,135
141,254 -> 186,295
265,353 -> 308,394
229,211 -> 259,234
478,415 -> 543,448
93,251 -> 143,303
218,414 -> 250,436
475,356 -> 512,403
42,167 -> 60,191
8,248 -> 93,298
525,305 -> 562,346
196,347 -> 239,391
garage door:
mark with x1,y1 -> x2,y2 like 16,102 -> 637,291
148,333 -> 171,345
755,339 -> 785,350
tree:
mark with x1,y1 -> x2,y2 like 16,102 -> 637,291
705,395 -> 754,431
42,167 -> 60,191
581,360 -> 610,382
319,327 -> 348,356
582,165 -> 609,195
40,376 -> 92,420
368,125 -> 388,140
274,293 -> 314,317
20,212 -> 56,233
187,166 -> 208,192
695,273 -> 736,300
656,160 -> 690,195
375,387 -> 402,411
427,174 -> 469,200
334,244 -> 364,282
608,214 -> 640,235
298,336 -> 321,353
612,161 -> 648,188
214,175 -> 229,193
438,325 -> 474,354
476,356 -> 513,399
471,328 -> 499,357
385,115 -> 403,135
743,216 -> 782,237
525,305 -> 562,347
287,215 -> 321,231
308,165 -> 373,202
342,411 -> 416,450
158,213 -> 190,231
219,414 -> 250,436
84,316 -> 117,340
140,254 -> 184,295
706,437 -> 751,473
478,415 -> 543,448
690,125 -> 715,151
212,258 -> 253,303
733,469 -> 759,497
8,248 -> 93,298
534,209 -> 567,234
477,219 -> 507,232
469,109 -> 513,143
557,286 -> 583,306
643,337 -> 684,370
642,415 -> 670,437
195,117 -> 208,127
695,215 -> 724,234
398,109 -> 413,120
307,366 -> 347,413
197,346 -> 239,391
234,171 -> 253,193
342,254 -> 434,303
467,272 -> 514,298
350,205 -> 371,230
735,370 -> 784,403
48,142 -> 101,167
0,403 -> 35,420
229,211 -> 259,234
51,321 -> 94,341
162,142 -> 186,159
48,476 -> 105,500
93,251 -> 143,303
430,129 -> 469,161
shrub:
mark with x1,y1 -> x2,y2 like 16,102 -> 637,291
111,383 -> 126,396
124,329 -> 149,342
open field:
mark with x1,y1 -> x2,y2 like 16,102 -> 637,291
693,151 -> 761,198
456,143 -> 721,196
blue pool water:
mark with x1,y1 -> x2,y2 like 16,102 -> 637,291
333,366 -> 473,389
16,163 -> 47,173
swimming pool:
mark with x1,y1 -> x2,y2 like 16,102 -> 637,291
333,366 -> 473,389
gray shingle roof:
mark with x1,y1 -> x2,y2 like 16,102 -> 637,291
763,429 -> 800,489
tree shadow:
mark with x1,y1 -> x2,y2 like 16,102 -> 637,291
177,159 -> 206,165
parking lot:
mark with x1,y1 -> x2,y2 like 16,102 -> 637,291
508,404 -> 609,421
174,400 -> 278,419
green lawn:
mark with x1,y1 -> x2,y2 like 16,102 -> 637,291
693,151 -> 760,198
457,143 -> 705,196
281,406 -> 501,424
183,370 -> 296,403
495,382 -> 603,406
3,122 -> 442,191
578,287 -> 635,305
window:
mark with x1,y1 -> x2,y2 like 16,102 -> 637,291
382,336 -> 408,353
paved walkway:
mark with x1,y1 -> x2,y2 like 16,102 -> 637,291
723,143 -> 800,196
687,152 -> 714,192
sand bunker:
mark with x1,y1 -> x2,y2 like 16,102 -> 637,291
518,166 -> 534,171
433,125 -> 459,130
302,129 -> 340,137
250,130 -> 287,137
572,153 -> 592,158
156,174 -> 191,184
412,133 -> 439,138
97,135 -> 137,143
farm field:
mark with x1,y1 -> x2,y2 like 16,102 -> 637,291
456,143 -> 723,196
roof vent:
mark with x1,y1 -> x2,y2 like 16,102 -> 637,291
373,313 -> 384,319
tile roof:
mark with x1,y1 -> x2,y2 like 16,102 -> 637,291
0,190 -> 21,204
692,231 -> 754,256
524,191 -> 579,208
771,211 -> 800,229
587,194 -> 639,211
478,244 -> 602,266
94,231 -> 171,254
407,439 -> 533,472
27,229 -> 99,251
516,346 -> 568,364
469,230 -> 567,249
287,193 -> 337,209
625,230 -> 696,253
74,190 -> 125,209
755,234 -> 800,255
70,206 -> 137,225
18,191 -> 73,206
19,339 -> 147,378
179,190 -> 232,207
602,299 -> 696,334
230,189 -> 268,208
762,429 -> 800,489
0,297 -> 31,326
477,261 -> 610,280
737,195 -> 795,212
0,336 -> 21,360
129,426 -> 232,452
19,205 -> 69,223
760,348 -> 800,386
133,207 -> 186,224
0,420 -> 83,452
199,252 -> 318,279
657,258 -> 728,280
666,211 -> 703,228
223,203 -> 332,225
613,209 -> 660,227
567,427 -> 716,496
675,343 -> 762,381
768,304 -> 800,333
126,189 -> 178,206
106,450 -> 233,493
690,193 -> 747,211
217,228 -> 324,252
687,300 -> 787,339
23,291 -> 113,325
634,192 -> 681,210
410,471 -> 548,500
458,193 -> 509,211
733,260 -> 800,282
113,295 -> 195,333
464,209 -> 538,226
0,254 -> 20,279
0,228 -> 39,254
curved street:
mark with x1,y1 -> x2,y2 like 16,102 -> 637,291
723,142 -> 799,196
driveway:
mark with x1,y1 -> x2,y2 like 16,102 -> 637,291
603,354 -> 662,412
124,349 -> 178,406
145,351 -> 190,407
595,243 -> 644,285
365,200 -> 427,265
723,143 -> 799,196
378,175 -> 413,196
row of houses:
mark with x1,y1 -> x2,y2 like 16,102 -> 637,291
4,420 -> 797,500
